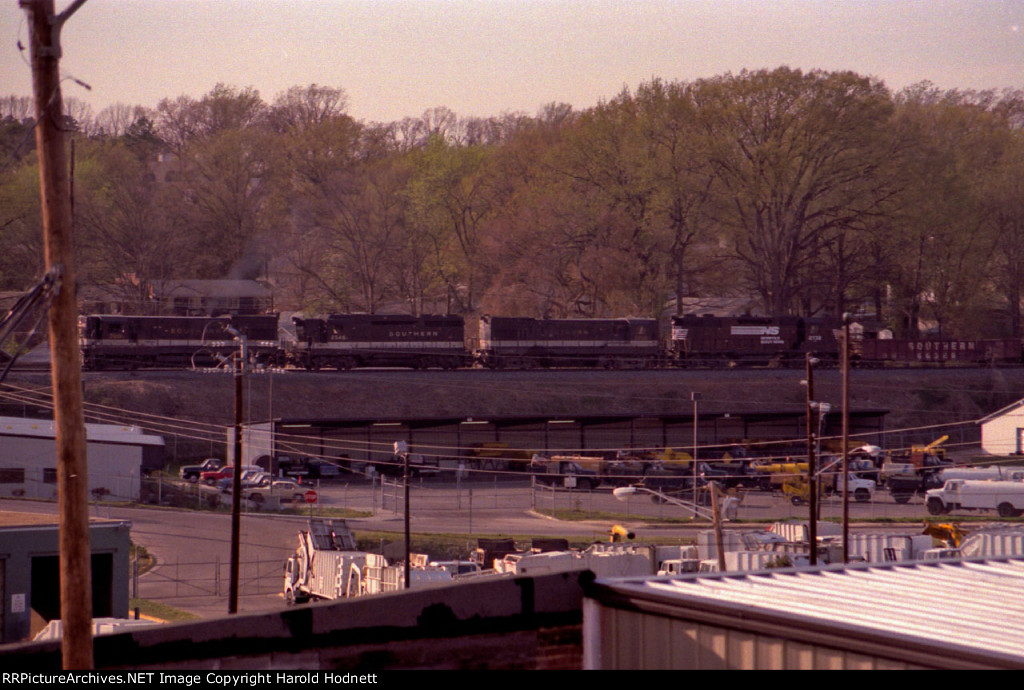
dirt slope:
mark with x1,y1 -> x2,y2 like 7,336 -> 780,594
9,367 -> 1022,435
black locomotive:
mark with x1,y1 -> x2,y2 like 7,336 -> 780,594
78,311 -> 1024,371
476,315 -> 662,369
669,314 -> 839,367
292,314 -> 467,371
80,313 -> 282,370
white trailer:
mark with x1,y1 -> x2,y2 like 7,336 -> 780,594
926,479 -> 1024,518
283,519 -> 368,604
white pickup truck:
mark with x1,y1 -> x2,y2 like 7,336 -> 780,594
926,479 -> 1024,518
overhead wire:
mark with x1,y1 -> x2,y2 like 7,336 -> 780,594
0,371 -> 987,460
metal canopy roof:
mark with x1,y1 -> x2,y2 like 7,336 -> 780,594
589,557 -> 1024,667
0,415 -> 164,447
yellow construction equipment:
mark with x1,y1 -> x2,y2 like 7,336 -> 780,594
921,521 -> 968,548
609,524 -> 635,543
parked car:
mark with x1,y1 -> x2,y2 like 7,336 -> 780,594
202,464 -> 261,485
180,458 -> 221,483
244,479 -> 308,504
307,459 -> 341,479
275,456 -> 310,480
219,469 -> 269,493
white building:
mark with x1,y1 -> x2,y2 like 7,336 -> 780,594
979,399 -> 1024,456
0,416 -> 164,501
584,557 -> 1024,669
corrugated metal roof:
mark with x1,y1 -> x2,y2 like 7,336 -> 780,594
592,558 -> 1024,663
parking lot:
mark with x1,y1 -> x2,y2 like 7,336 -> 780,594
305,474 -> 936,529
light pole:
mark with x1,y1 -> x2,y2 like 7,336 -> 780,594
804,354 -> 818,565
811,401 -> 831,522
691,392 -> 701,510
613,485 -> 730,572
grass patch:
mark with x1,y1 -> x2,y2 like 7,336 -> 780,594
539,508 -> 710,524
281,506 -> 372,519
128,599 -> 200,623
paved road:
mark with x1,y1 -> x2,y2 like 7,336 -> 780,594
0,480 -> 942,620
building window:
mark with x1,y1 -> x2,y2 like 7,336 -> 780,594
42,468 -> 57,484
0,468 -> 26,483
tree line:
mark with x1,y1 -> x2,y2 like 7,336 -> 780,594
2,67 -> 1023,338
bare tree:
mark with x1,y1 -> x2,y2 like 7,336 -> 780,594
693,68 -> 900,316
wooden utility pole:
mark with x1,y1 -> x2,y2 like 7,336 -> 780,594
228,334 -> 246,614
805,353 -> 817,566
841,314 -> 851,563
21,0 -> 92,670
228,362 -> 242,614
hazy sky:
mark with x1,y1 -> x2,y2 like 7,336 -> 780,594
3,0 -> 1023,124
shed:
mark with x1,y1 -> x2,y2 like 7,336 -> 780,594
0,416 -> 164,501
0,510 -> 132,644
979,399 -> 1024,456
583,557 -> 1024,669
